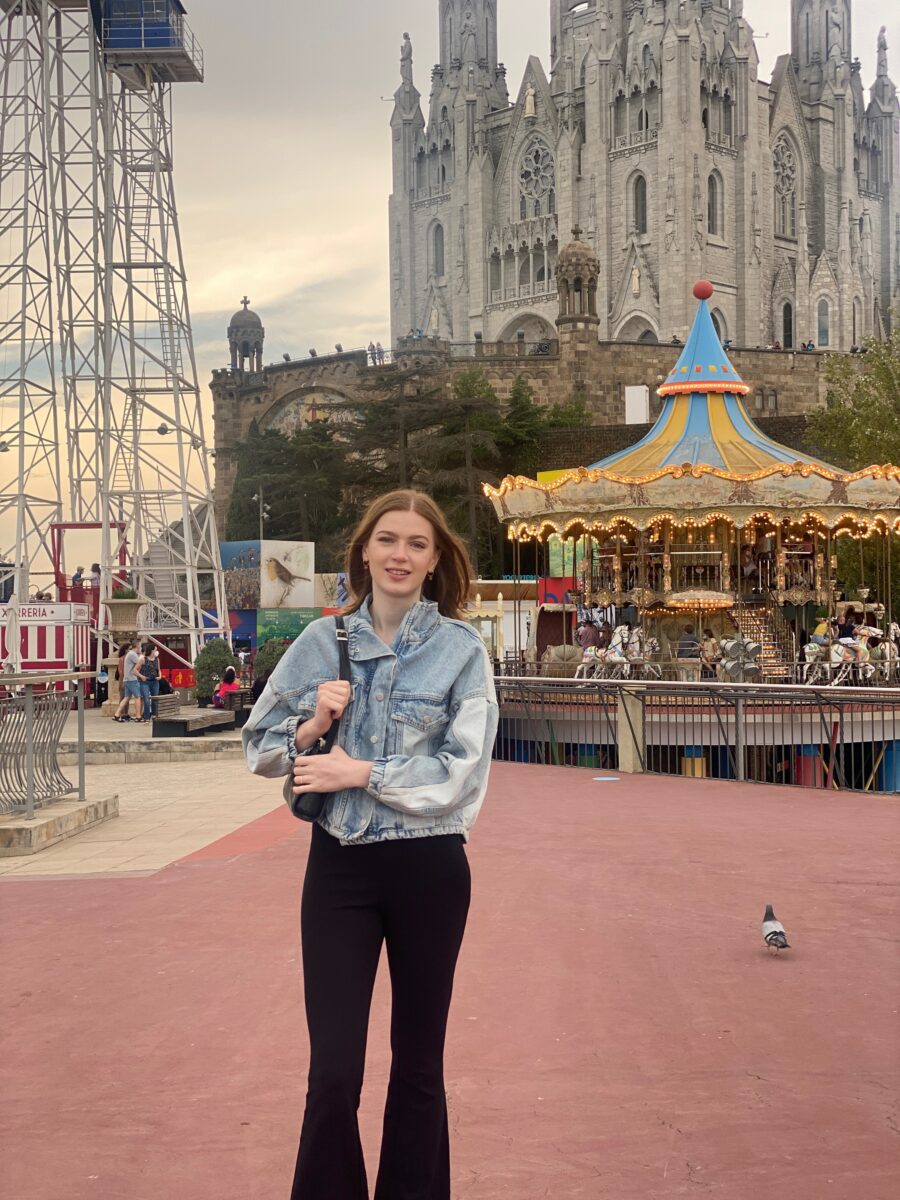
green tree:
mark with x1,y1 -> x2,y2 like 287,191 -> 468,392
545,389 -> 590,429
807,328 -> 900,468
414,367 -> 503,574
341,363 -> 448,504
253,638 -> 290,680
806,329 -> 900,605
497,374 -> 545,478
193,638 -> 240,702
225,419 -> 354,570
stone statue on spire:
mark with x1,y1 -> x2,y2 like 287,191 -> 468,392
400,32 -> 413,85
877,26 -> 888,78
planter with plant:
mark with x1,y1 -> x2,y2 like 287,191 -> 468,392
105,587 -> 145,633
193,638 -> 241,705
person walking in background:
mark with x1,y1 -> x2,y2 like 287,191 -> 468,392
113,638 -> 146,722
141,644 -> 161,719
88,563 -> 101,588
367,340 -> 377,366
244,489 -> 498,1200
71,566 -> 84,587
375,341 -> 385,365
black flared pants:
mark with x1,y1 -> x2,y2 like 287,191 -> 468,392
290,823 -> 471,1200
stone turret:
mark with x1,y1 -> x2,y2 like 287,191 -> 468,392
228,298 -> 264,373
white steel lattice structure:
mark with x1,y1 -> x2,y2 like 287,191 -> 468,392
0,0 -> 63,597
1,0 -> 227,664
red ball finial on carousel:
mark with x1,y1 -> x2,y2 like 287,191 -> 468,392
693,279 -> 714,301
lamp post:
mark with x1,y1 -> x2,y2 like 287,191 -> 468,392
251,488 -> 271,544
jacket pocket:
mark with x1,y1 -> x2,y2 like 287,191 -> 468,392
390,694 -> 450,758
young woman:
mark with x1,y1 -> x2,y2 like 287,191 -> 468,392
212,664 -> 241,707
244,490 -> 498,1200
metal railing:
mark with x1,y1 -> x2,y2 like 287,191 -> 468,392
0,671 -> 89,819
492,676 -> 900,794
102,16 -> 204,77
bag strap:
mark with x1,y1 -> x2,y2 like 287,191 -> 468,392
317,616 -> 350,754
334,615 -> 350,682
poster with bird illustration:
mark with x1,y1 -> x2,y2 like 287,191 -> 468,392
260,541 -> 315,609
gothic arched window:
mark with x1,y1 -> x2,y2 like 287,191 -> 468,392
632,173 -> 648,236
707,173 -> 720,236
519,142 -> 556,217
774,135 -> 798,238
817,298 -> 830,347
782,301 -> 794,350
433,224 -> 445,277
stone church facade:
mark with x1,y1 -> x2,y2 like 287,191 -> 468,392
388,1 -> 899,352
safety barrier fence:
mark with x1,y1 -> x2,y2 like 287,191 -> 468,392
0,672 -> 89,819
492,677 -> 900,794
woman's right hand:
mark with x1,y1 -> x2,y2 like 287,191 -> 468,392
310,679 -> 352,734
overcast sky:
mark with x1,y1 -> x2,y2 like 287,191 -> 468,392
176,0 -> 889,388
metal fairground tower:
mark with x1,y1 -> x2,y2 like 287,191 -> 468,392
0,0 -> 227,664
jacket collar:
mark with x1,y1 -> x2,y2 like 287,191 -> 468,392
345,595 -> 441,660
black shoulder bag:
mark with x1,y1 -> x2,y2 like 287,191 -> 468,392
289,616 -> 351,822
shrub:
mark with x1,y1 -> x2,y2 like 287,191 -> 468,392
193,638 -> 241,701
253,638 -> 290,681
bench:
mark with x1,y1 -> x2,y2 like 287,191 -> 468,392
152,708 -> 236,738
154,694 -> 182,719
221,686 -> 254,728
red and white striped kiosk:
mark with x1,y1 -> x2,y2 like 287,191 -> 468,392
0,602 -> 93,672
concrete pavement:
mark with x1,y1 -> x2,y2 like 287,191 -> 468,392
1,761 -> 898,1199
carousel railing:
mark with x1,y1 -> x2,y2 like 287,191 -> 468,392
492,676 -> 900,793
670,547 -> 726,593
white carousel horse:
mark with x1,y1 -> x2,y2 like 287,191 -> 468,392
868,636 -> 899,685
802,636 -> 874,686
594,626 -> 662,681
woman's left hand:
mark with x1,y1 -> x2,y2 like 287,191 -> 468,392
292,746 -> 372,795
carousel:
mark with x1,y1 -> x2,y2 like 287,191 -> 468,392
486,281 -> 900,685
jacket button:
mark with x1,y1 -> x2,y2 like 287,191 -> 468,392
375,692 -> 384,701
370,735 -> 378,744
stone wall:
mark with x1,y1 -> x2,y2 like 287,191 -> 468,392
436,339 -> 840,421
212,335 -> 850,533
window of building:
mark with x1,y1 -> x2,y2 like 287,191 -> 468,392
433,224 -> 445,277
852,296 -> 862,345
723,94 -> 733,141
774,135 -> 797,238
817,298 -> 830,347
519,142 -> 556,218
642,44 -> 651,70
782,301 -> 794,350
707,173 -> 721,236
632,173 -> 647,236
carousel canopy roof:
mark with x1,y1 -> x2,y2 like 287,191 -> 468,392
592,281 -> 831,477
485,281 -> 900,535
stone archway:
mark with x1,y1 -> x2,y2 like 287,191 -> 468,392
261,387 -> 356,436
616,314 -> 659,343
496,313 -> 557,344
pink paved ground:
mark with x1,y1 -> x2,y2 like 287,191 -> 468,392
2,764 -> 898,1200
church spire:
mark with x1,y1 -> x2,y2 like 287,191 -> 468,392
438,2 -> 498,74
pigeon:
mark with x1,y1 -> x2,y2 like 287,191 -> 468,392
762,904 -> 790,951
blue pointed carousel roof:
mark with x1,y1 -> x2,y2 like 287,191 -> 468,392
590,281 -> 833,477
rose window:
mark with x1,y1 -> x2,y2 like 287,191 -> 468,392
520,144 -> 555,201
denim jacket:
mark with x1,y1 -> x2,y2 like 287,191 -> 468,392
242,598 -> 499,845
